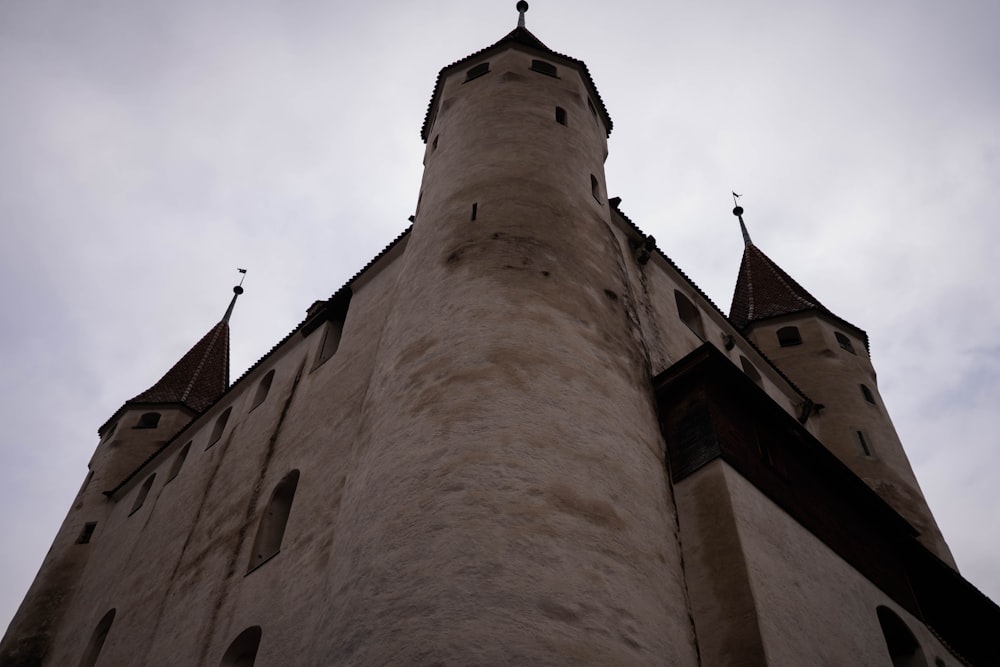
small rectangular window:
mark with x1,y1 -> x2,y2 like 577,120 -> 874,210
856,431 -> 873,457
465,62 -> 490,81
777,326 -> 802,347
530,59 -> 558,77
555,107 -> 567,125
471,203 -> 478,221
835,331 -> 856,354
77,522 -> 97,544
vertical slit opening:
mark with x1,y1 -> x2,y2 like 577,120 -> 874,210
471,203 -> 478,221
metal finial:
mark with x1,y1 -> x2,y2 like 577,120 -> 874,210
223,268 -> 247,322
517,1 -> 529,28
731,192 -> 752,246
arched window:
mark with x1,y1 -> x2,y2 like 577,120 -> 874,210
861,384 -> 876,405
248,470 -> 300,572
835,331 -> 856,354
136,412 -> 160,429
79,608 -> 115,667
876,606 -> 926,667
776,326 -> 802,347
166,442 -> 192,482
555,106 -> 567,125
250,370 -> 275,411
207,407 -> 232,449
312,321 -> 344,370
221,626 -> 262,667
674,291 -> 705,339
130,473 -> 156,515
740,356 -> 762,386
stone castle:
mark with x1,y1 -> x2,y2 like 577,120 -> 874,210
3,5 -> 997,665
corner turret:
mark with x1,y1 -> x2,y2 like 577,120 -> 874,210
94,283 -> 240,487
728,205 -> 954,565
0,282 -> 243,666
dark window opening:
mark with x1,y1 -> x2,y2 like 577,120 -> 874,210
555,106 -> 567,125
861,384 -> 876,405
857,431 -> 873,457
221,626 -> 262,667
675,291 -> 705,339
432,135 -> 439,151
136,412 -> 160,429
777,326 -> 802,347
740,356 -> 763,386
877,606 -> 926,667
465,62 -> 490,81
80,609 -> 116,667
313,321 -> 343,370
166,442 -> 192,482
207,407 -> 232,449
310,291 -> 352,371
130,473 -> 156,515
590,174 -> 601,202
248,470 -> 300,572
250,370 -> 275,411
77,522 -> 97,544
835,331 -> 856,354
530,59 -> 558,77
471,202 -> 478,221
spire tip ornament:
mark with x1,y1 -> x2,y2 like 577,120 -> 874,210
516,1 -> 529,28
731,192 -> 752,246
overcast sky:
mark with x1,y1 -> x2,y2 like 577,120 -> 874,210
1,0 -> 998,633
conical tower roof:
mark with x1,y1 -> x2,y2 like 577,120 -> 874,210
727,208 -> 868,348
729,242 -> 827,330
127,318 -> 230,413
97,285 -> 243,436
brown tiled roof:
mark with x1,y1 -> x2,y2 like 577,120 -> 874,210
729,243 -> 825,330
128,319 -> 230,413
420,25 -> 613,141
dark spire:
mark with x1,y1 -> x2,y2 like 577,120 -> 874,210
729,242 -> 825,330
222,269 -> 247,323
127,281 -> 243,413
732,192 -> 752,246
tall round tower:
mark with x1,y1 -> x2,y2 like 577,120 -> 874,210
322,8 -> 698,665
728,208 -> 955,566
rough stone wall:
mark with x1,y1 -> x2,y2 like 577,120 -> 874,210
746,314 -> 954,565
33,257 -> 404,665
317,47 -> 698,664
720,462 -> 964,666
